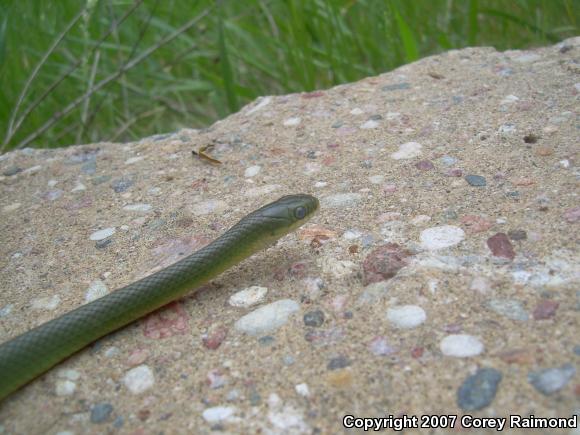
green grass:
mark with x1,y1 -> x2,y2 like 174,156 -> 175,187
0,0 -> 577,152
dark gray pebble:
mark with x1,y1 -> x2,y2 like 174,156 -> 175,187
95,239 -> 112,249
81,161 -> 97,174
457,368 -> 502,411
111,177 -> 134,193
465,175 -> 487,187
2,166 -> 22,176
258,335 -> 275,346
528,363 -> 576,395
327,356 -> 350,370
508,229 -> 527,240
382,83 -> 411,91
90,402 -> 114,423
304,310 -> 325,327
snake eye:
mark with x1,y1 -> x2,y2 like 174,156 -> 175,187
294,206 -> 307,219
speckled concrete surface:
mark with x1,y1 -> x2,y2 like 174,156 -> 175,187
0,37 -> 579,434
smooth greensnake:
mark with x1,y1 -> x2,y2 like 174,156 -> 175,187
0,194 -> 319,401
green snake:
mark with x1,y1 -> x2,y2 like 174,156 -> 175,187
0,194 -> 319,401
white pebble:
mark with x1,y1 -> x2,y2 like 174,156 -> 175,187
123,365 -> 155,394
390,142 -> 422,160
31,294 -> 61,310
304,162 -> 321,174
386,305 -> 426,329
90,227 -> 116,241
244,165 -> 261,177
85,280 -> 108,303
234,299 -> 300,336
0,304 -> 13,318
55,380 -> 76,396
342,229 -> 362,240
57,369 -> 80,381
123,203 -> 152,213
2,203 -> 21,213
499,123 -> 516,134
470,276 -> 491,294
246,96 -> 271,115
295,383 -> 310,397
191,199 -> 227,216
368,175 -> 385,184
440,334 -> 484,357
71,182 -> 86,192
420,225 -> 464,250
125,156 -> 144,165
410,215 -> 431,225
350,108 -> 364,115
500,95 -> 519,104
319,257 -> 358,278
360,120 -> 379,129
314,181 -> 327,188
321,192 -> 362,208
283,117 -> 301,126
202,406 -> 237,423
229,286 -> 268,308
245,184 -> 280,197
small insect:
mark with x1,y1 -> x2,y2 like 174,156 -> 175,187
192,144 -> 222,165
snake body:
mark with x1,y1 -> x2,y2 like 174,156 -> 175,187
0,194 -> 319,401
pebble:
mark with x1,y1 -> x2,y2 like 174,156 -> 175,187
368,336 -> 398,356
508,229 -> 527,240
202,327 -> 228,350
245,184 -> 280,197
439,156 -> 457,166
440,334 -> 484,357
57,368 -> 80,381
465,175 -> 487,186
328,356 -> 350,370
122,365 -> 155,394
533,300 -> 559,320
420,225 -> 465,250
303,310 -> 325,327
127,348 -> 150,366
81,161 -> 96,174
563,206 -> 580,223
112,177 -> 133,193
2,166 -> 22,176
390,142 -> 422,160
487,299 -> 529,321
415,160 -> 434,171
283,117 -> 301,126
528,363 -> 576,395
350,108 -> 364,115
0,304 -> 13,318
295,383 -> 310,397
90,227 -> 115,241
382,82 -> 411,91
457,368 -> 502,411
31,294 -> 61,310
319,257 -> 357,279
360,120 -> 379,129
386,305 -> 426,329
244,165 -> 261,177
229,286 -> 267,308
124,156 -> 144,165
2,203 -> 21,213
368,175 -> 384,184
123,203 -> 152,213
71,182 -> 86,192
461,215 -> 492,233
321,192 -> 362,208
246,96 -> 271,114
234,299 -> 300,336
487,233 -> 516,259
85,280 -> 108,302
470,276 -> 491,295
55,380 -> 76,396
191,199 -> 227,216
362,243 -> 412,285
90,403 -> 114,423
202,406 -> 237,423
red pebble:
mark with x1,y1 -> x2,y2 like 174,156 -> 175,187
362,243 -> 413,285
202,327 -> 228,350
533,300 -> 559,320
143,302 -> 189,339
487,233 -> 516,260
